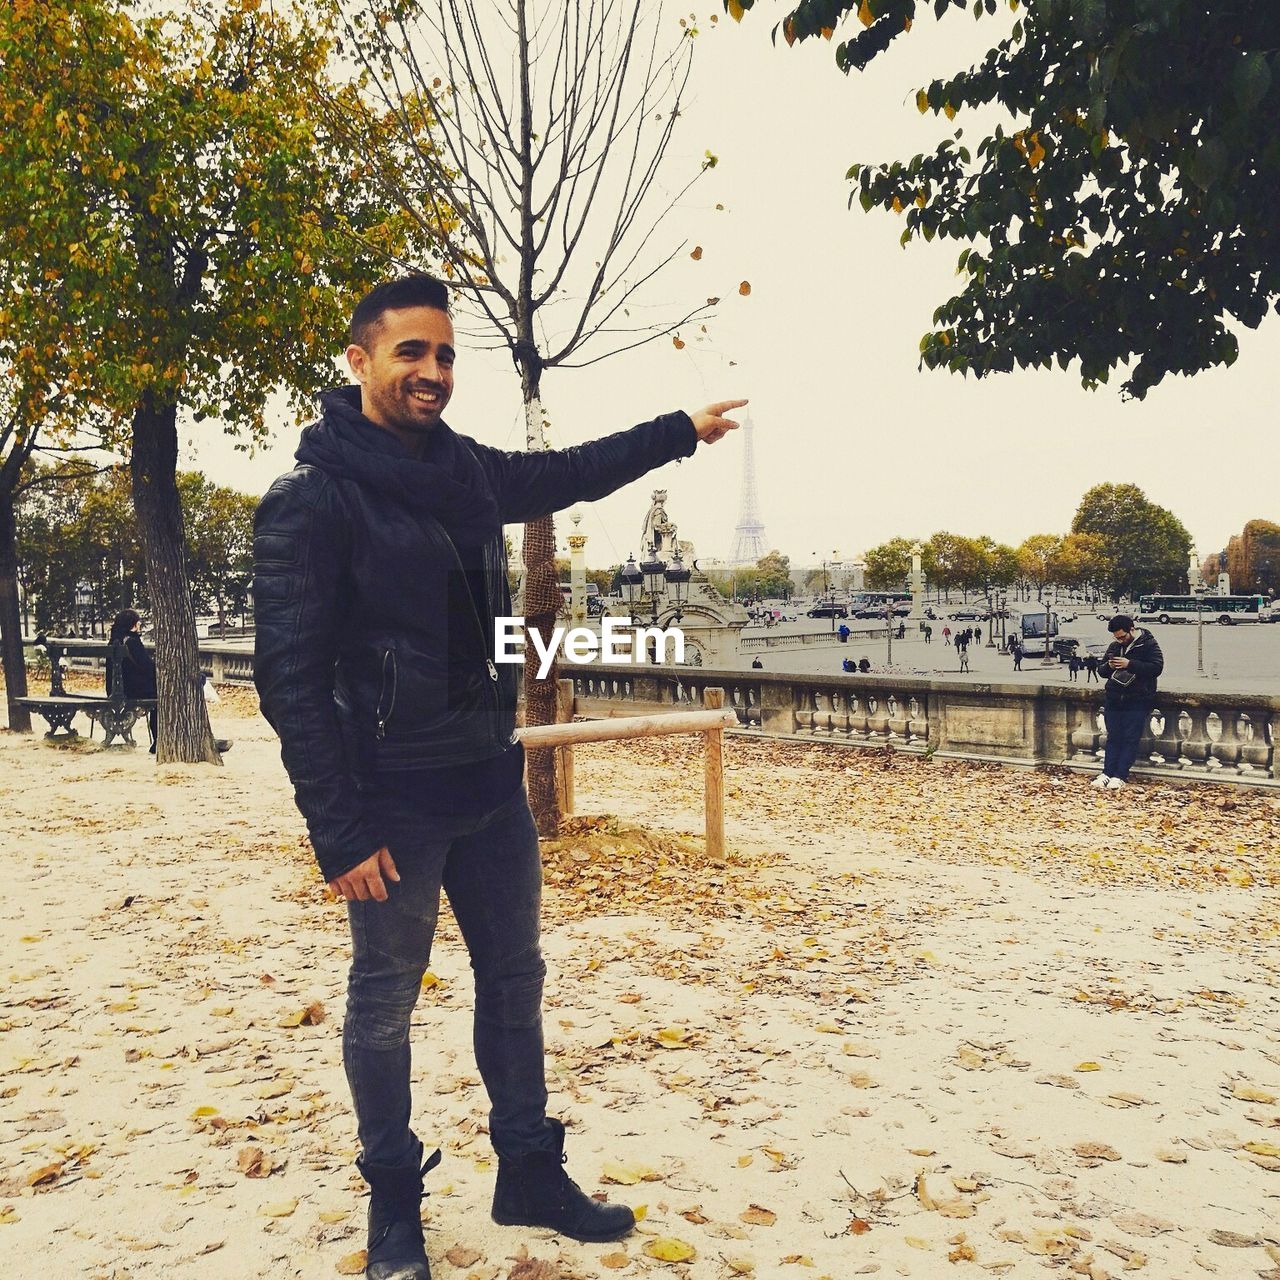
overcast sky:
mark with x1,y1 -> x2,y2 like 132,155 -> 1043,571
184,5 -> 1279,569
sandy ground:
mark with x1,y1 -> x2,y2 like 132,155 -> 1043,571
2,687 -> 1279,1280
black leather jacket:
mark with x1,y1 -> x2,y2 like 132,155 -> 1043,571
254,387 -> 697,880
1099,627 -> 1164,703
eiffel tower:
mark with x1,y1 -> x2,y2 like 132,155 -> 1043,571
728,413 -> 768,566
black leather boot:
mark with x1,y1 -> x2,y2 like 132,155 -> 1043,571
356,1144 -> 441,1280
491,1119 -> 635,1243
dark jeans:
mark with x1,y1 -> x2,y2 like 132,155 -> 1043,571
342,784 -> 550,1168
1103,699 -> 1152,780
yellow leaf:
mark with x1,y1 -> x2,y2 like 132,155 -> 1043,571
726,1261 -> 755,1276
858,1 -> 875,27
278,1010 -> 306,1028
740,1204 -> 776,1227
190,1106 -> 219,1118
783,18 -> 796,46
336,1251 -> 367,1275
0,1207 -> 19,1224
420,972 -> 441,989
944,103 -> 957,120
815,1023 -> 840,1034
1075,1062 -> 1101,1072
656,1026 -> 690,1047
738,281 -> 752,297
1228,868 -> 1254,887
821,27 -> 834,40
634,1204 -> 648,1221
905,1236 -> 931,1249
601,1160 -> 657,1185
643,1237 -> 697,1263
259,1199 -> 298,1217
601,1253 -> 631,1270
318,1210 -> 349,1223
891,196 -> 904,214
727,0 -> 745,22
1244,1141 -> 1280,1157
26,1163 -> 62,1187
917,89 -> 929,114
737,1154 -> 754,1168
1234,1084 -> 1278,1104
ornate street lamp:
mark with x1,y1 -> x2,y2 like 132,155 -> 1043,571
664,548 -> 692,621
640,547 -> 667,608
620,554 -> 643,621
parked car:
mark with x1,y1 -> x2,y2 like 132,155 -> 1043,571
1053,636 -> 1111,662
948,607 -> 984,621
807,602 -> 848,619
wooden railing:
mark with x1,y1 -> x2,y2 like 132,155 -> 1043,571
518,682 -> 735,856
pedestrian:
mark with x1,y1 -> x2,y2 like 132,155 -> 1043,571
958,645 -> 970,673
750,656 -> 763,669
842,657 -> 855,673
858,656 -> 871,673
896,620 -> 906,639
1068,652 -> 1082,682
1011,639 -> 1023,671
975,625 -> 982,643
253,274 -> 743,1278
1093,614 -> 1164,791
923,624 -> 932,644
838,623 -> 850,643
1085,653 -> 1100,682
942,625 -> 951,645
108,609 -> 158,753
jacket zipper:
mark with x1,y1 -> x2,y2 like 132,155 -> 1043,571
375,647 -> 397,740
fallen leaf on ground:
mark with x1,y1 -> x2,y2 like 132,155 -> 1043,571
642,1237 -> 696,1263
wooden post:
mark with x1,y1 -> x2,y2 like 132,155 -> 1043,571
556,678 -> 575,817
703,687 -> 725,860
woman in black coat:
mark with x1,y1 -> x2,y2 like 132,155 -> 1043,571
109,609 -> 158,752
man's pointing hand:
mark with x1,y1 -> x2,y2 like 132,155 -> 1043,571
689,399 -> 748,445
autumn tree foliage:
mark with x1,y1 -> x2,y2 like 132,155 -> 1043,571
729,0 -> 1280,399
0,0 -> 426,760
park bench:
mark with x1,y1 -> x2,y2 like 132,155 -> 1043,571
16,635 -> 156,749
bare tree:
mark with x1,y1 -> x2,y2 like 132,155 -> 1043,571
331,0 -> 715,832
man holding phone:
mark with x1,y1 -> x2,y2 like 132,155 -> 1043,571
1092,614 -> 1164,790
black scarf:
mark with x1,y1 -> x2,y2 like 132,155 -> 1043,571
296,385 -> 501,546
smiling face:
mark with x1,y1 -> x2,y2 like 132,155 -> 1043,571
345,305 -> 455,446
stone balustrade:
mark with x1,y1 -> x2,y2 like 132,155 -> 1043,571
572,664 -> 1279,788
49,646 -> 1279,787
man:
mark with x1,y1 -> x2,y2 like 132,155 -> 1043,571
1092,614 -> 1164,791
1011,638 -> 1023,671
253,275 -> 743,1280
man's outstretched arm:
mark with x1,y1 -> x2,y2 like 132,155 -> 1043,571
470,400 -> 747,525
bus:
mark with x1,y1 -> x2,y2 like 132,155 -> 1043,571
1136,594 -> 1268,625
1010,607 -> 1059,656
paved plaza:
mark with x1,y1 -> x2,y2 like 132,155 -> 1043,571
1,688 -> 1278,1279
738,614 -> 1280,694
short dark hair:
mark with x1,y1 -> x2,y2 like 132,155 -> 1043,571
1109,614 -> 1134,632
350,275 -> 451,350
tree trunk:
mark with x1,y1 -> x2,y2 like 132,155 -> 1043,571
130,391 -> 220,764
520,368 -> 561,836
0,486 -> 32,732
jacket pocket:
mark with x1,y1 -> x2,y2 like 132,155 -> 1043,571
375,645 -> 398,740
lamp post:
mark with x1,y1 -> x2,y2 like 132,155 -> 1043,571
619,539 -> 690,631
1040,587 -> 1058,668
885,606 -> 893,666
985,583 -> 997,647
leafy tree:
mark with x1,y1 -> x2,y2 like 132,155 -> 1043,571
0,0 -> 427,761
1049,530 -> 1109,593
182,475 -> 257,628
977,536 -> 1020,590
754,550 -> 793,598
1071,483 -> 1192,597
1016,533 -> 1062,599
927,531 -> 984,600
863,536 -> 918,591
1227,518 -> 1280,594
728,0 -> 1280,399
